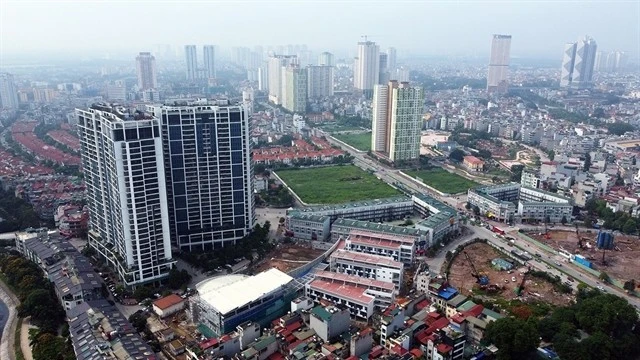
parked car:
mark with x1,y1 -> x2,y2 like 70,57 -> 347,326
511,277 -> 517,282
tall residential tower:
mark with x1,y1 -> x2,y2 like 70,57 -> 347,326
147,101 -> 255,251
0,73 -> 19,109
76,104 -> 174,287
371,81 -> 424,162
203,45 -> 216,78
185,45 -> 198,80
560,36 -> 597,88
487,35 -> 512,93
136,52 -> 157,90
354,41 -> 380,96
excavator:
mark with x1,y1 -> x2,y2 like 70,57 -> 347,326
515,267 -> 532,296
463,251 -> 489,286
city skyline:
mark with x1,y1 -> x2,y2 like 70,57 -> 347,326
1,2 -> 638,61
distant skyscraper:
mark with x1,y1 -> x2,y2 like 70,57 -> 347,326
387,47 -> 397,76
203,45 -> 215,78
185,45 -> 198,80
0,73 -> 19,109
283,65 -> 308,113
147,101 -> 255,251
258,65 -> 268,91
354,40 -> 380,95
135,52 -> 157,90
487,34 -> 512,93
105,80 -> 126,101
318,52 -> 334,66
595,50 -> 626,73
371,81 -> 424,162
560,36 -> 597,88
307,65 -> 334,98
379,53 -> 389,84
76,104 -> 174,287
267,55 -> 297,105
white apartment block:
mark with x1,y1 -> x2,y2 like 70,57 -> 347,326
330,249 -> 404,288
283,65 -> 307,113
76,104 -> 174,287
307,65 -> 334,98
344,230 -> 415,264
353,41 -> 380,93
305,271 -> 395,320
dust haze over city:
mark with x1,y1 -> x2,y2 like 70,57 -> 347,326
1,2 -> 640,360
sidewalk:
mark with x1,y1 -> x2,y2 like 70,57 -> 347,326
20,316 -> 35,360
0,279 -> 19,360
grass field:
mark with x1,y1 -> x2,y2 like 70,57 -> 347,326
403,168 -> 478,194
332,133 -> 371,151
276,165 -> 399,204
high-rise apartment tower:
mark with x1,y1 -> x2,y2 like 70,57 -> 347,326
487,35 -> 512,93
136,52 -> 158,90
371,81 -> 424,162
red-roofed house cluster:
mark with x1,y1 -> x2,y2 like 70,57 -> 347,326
10,121 -> 81,166
14,175 -> 85,220
253,137 -> 344,165
48,129 -> 81,152
0,149 -> 53,178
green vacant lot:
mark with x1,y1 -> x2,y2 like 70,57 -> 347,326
403,168 -> 478,194
276,165 -> 399,204
332,133 -> 371,151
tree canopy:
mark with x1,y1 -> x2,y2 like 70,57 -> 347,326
483,317 -> 539,360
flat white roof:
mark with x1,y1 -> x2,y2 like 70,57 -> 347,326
196,268 -> 293,315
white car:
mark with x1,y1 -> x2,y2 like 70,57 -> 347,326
597,286 -> 605,291
512,277 -> 517,282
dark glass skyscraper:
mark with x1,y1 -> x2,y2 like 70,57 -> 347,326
148,100 -> 255,251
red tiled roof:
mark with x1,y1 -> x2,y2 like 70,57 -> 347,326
153,294 -> 184,310
437,343 -> 453,354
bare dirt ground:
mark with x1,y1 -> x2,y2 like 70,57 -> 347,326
530,229 -> 640,283
252,244 -> 325,273
448,242 -> 573,307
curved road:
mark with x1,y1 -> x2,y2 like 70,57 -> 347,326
0,280 -> 18,360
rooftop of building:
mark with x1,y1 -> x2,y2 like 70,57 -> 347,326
67,300 -> 154,360
288,212 -> 330,223
313,270 -> 395,291
348,230 -> 416,245
332,218 -> 429,238
153,294 -> 184,310
292,195 -> 411,214
195,268 -> 293,315
331,249 -> 404,269
308,279 -> 376,305
463,155 -> 485,164
520,185 -> 572,201
412,193 -> 457,215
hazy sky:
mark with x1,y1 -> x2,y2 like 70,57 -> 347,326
1,0 -> 639,60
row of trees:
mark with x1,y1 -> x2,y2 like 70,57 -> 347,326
585,198 -> 640,234
0,188 -> 44,233
177,222 -> 273,272
256,183 -> 294,208
484,288 -> 640,360
0,254 -> 75,360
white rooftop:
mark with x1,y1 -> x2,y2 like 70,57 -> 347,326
195,268 -> 293,315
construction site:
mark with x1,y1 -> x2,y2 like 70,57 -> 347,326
448,242 -> 574,307
251,243 -> 326,273
528,228 -> 640,284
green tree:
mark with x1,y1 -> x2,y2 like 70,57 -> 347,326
129,312 -> 148,332
18,289 -> 65,333
547,149 -> 555,161
583,152 -> 591,171
133,286 -> 155,301
561,216 -> 568,225
449,149 -> 465,162
510,164 -> 525,182
622,219 -> 637,235
483,317 -> 539,360
623,279 -> 636,292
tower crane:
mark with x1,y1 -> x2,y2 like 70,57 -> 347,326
463,251 -> 489,286
515,267 -> 532,296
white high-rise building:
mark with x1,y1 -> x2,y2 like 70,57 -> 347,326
185,45 -> 198,80
76,104 -> 174,287
0,73 -> 19,109
318,52 -> 334,66
105,80 -> 126,101
267,55 -> 297,105
283,65 -> 308,113
354,41 -> 380,95
203,45 -> 215,79
371,81 -> 424,162
487,34 -> 512,93
307,65 -> 334,98
258,65 -> 268,91
387,47 -> 397,77
379,53 -> 390,84
136,52 -> 157,90
560,36 -> 597,88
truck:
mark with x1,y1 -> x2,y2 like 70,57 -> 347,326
492,226 -> 505,235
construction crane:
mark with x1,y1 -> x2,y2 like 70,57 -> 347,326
543,210 -> 551,240
576,223 -> 583,249
515,267 -> 532,296
463,251 -> 489,286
